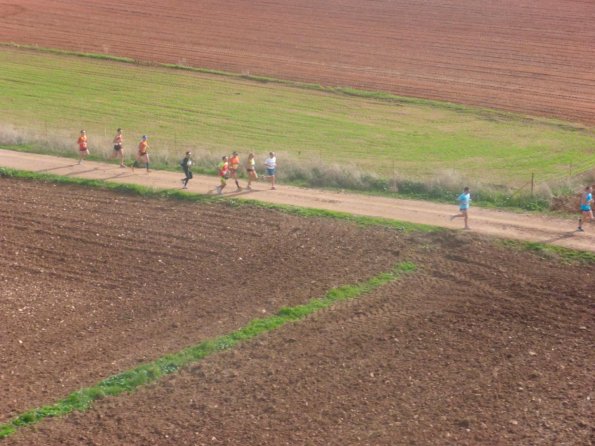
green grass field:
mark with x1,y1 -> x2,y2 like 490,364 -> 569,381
2,46 -> 595,187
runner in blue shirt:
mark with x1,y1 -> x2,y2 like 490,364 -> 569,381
577,185 -> 593,232
450,186 -> 471,229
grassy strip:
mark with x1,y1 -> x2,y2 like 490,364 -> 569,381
0,167 -> 439,233
2,44 -> 595,190
0,42 -> 136,63
498,240 -> 595,264
0,261 -> 417,439
2,42 -> 591,133
0,43 -> 557,117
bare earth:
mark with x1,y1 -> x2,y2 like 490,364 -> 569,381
1,0 -> 594,125
1,149 -> 594,253
1,176 -> 593,445
2,2 -> 594,443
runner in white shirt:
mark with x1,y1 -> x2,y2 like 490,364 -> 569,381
264,152 -> 277,190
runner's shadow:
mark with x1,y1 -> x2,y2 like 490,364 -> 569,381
102,172 -> 134,180
37,164 -> 79,172
542,232 -> 581,243
62,168 -> 101,176
225,189 -> 264,197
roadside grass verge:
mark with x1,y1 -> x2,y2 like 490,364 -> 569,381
0,142 -> 587,213
3,166 -> 593,261
0,261 -> 417,439
2,45 -> 595,193
497,240 -> 595,264
0,167 -> 439,233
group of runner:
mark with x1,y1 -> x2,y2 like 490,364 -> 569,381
450,185 -> 594,232
180,149 -> 277,194
77,129 -> 151,172
211,151 -> 277,195
78,129 -> 277,193
77,129 -> 593,232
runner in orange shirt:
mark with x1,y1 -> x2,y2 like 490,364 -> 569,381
132,135 -> 150,173
228,151 -> 242,191
77,130 -> 89,164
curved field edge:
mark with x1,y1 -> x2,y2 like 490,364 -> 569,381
496,240 -> 595,265
0,42 -> 571,119
3,44 -> 595,192
0,43 -> 591,131
0,262 -> 417,439
0,167 -> 438,233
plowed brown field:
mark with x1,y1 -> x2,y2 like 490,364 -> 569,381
1,178 -> 594,445
0,178 -> 405,422
1,0 -> 594,125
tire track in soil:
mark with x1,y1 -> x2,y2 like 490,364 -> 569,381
5,236 -> 591,445
0,177 -> 406,422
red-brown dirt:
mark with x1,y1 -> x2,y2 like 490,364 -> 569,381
1,179 -> 594,445
1,0 -> 594,125
0,177 -> 405,422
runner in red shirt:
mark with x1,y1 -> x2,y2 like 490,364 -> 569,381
215,156 -> 229,195
77,130 -> 89,164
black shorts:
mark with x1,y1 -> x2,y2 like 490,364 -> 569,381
113,144 -> 122,151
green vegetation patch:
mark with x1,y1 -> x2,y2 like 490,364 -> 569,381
2,46 -> 595,187
0,262 -> 416,439
498,240 -> 595,264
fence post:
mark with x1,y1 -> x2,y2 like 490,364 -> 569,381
531,172 -> 535,197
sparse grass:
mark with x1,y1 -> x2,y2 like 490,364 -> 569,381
2,45 -> 595,191
0,261 -> 416,439
498,240 -> 595,264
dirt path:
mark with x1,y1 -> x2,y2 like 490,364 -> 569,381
1,149 -> 594,252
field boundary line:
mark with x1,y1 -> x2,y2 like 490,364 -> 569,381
0,262 -> 417,439
1,42 -> 590,134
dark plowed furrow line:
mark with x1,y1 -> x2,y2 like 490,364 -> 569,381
306,273 -> 469,336
3,200 -> 275,242
434,253 -> 591,309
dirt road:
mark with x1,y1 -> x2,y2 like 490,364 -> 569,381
1,149 -> 593,252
